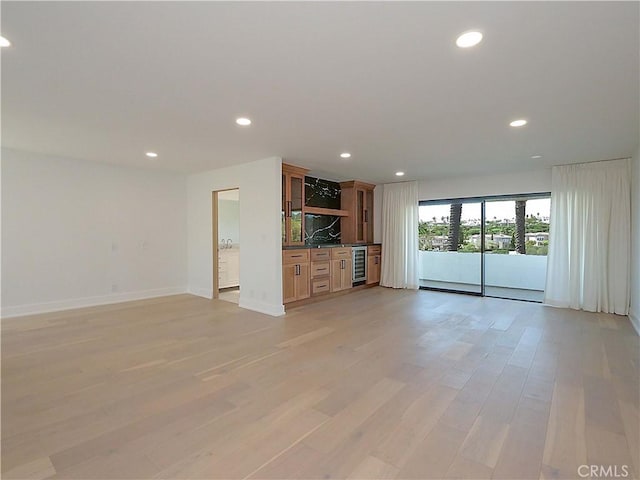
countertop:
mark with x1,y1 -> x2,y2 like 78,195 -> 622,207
283,243 -> 381,250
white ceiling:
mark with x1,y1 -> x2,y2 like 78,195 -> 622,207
2,2 -> 638,183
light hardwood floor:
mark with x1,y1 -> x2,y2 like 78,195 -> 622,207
2,288 -> 638,479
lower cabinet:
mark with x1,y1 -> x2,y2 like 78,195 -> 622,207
367,245 -> 382,285
282,245 -> 380,305
330,247 -> 353,292
218,249 -> 240,288
282,249 -> 310,304
310,249 -> 331,296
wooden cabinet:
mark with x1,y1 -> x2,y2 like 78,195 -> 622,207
218,248 -> 240,288
282,163 -> 309,246
367,244 -> 382,285
340,181 -> 376,244
310,249 -> 331,296
330,247 -> 352,292
282,249 -> 310,303
283,245 -> 379,306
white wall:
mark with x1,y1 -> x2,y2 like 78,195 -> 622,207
187,156 -> 283,316
218,199 -> 240,245
1,148 -> 188,317
630,146 -> 640,334
418,168 -> 552,201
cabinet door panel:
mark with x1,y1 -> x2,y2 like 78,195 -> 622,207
356,189 -> 364,242
296,263 -> 311,300
289,175 -> 304,245
227,253 -> 240,286
365,190 -> 374,243
331,260 -> 343,292
342,258 -> 353,289
282,165 -> 309,247
283,264 -> 297,303
367,255 -> 380,284
367,256 -> 376,284
282,174 -> 287,243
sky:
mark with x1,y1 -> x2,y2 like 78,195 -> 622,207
419,198 -> 551,223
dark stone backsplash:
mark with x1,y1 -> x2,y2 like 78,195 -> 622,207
304,214 -> 341,245
304,176 -> 342,245
305,176 -> 341,209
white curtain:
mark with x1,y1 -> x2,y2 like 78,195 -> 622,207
380,181 -> 419,289
544,158 -> 631,315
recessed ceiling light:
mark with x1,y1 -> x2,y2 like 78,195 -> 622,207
456,31 -> 483,48
236,117 -> 251,126
531,155 -> 543,159
145,152 -> 158,158
395,171 -> 405,177
0,36 -> 11,48
510,119 -> 528,127
340,153 -> 351,159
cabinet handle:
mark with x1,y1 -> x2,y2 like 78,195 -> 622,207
318,267 -> 327,271
375,256 -> 379,264
291,254 -> 303,258
317,284 -> 327,288
364,209 -> 368,223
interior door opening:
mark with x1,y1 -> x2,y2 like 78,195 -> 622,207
213,188 -> 240,304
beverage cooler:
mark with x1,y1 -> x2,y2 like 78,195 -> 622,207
352,246 -> 367,284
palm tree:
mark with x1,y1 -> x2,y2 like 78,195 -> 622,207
447,203 -> 462,251
515,200 -> 526,254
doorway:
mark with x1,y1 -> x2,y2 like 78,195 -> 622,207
418,193 -> 551,302
213,188 -> 240,304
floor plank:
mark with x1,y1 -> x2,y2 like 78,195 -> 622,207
1,289 -> 638,479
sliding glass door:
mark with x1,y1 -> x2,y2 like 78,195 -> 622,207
418,200 -> 482,294
483,197 -> 550,302
418,194 -> 550,301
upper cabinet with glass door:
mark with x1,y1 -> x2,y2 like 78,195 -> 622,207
340,180 -> 376,244
282,163 -> 309,246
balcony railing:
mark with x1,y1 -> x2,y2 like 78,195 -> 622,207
418,250 -> 547,301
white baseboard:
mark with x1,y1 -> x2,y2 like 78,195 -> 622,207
1,286 -> 188,319
630,311 -> 640,336
187,287 -> 284,317
238,298 -> 285,317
